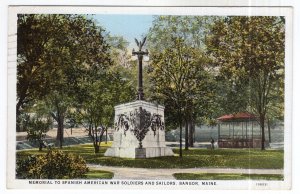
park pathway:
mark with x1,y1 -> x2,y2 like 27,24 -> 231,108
88,164 -> 283,180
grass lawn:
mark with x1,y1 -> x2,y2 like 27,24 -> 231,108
173,173 -> 284,180
86,169 -> 113,179
17,143 -> 283,169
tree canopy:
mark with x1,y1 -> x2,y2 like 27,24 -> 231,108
206,16 -> 285,149
17,14 -> 133,150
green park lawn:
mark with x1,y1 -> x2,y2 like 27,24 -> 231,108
173,173 -> 283,180
85,169 -> 113,179
17,142 -> 284,169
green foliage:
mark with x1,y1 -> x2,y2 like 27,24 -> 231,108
25,102 -> 52,150
148,16 -> 216,51
26,116 -> 51,144
106,35 -> 131,68
206,16 -> 285,114
148,37 -> 215,130
173,173 -> 283,180
16,150 -> 88,179
206,16 -> 285,149
147,16 -> 220,143
17,112 -> 31,132
74,67 -> 134,153
17,14 -> 115,146
16,155 -> 39,179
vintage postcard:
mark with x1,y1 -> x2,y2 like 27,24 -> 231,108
6,4 -> 292,190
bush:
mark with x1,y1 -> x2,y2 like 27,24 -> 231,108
16,155 -> 38,179
16,150 -> 88,179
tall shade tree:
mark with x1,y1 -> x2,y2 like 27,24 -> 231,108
17,15 -> 53,131
206,16 -> 285,150
17,14 -> 112,147
147,15 -> 217,150
149,37 -> 213,156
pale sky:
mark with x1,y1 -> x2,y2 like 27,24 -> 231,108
93,14 -> 154,50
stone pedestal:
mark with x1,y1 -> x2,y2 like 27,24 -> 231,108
104,100 -> 174,158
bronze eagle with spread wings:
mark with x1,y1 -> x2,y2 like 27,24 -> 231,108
134,37 -> 147,51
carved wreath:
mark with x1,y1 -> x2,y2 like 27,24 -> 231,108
115,114 -> 130,135
115,107 -> 165,148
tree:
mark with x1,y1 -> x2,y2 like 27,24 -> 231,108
148,16 -> 216,51
266,77 -> 284,143
26,116 -> 52,151
106,35 -> 132,68
84,80 -> 112,154
206,16 -> 285,150
149,37 -> 213,156
17,15 -> 55,131
74,72 -> 134,153
46,92 -> 71,148
23,100 -> 52,151
147,16 -> 217,152
17,14 -> 113,147
65,30 -> 135,153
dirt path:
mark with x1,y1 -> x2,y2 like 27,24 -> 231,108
88,164 -> 283,180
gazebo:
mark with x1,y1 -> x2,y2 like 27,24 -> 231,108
217,112 -> 264,148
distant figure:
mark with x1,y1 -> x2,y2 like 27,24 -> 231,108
210,137 -> 215,150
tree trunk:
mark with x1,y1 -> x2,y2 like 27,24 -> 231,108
189,120 -> 194,147
92,126 -> 106,154
16,88 -> 29,132
260,116 -> 265,150
56,116 -> 64,149
267,118 -> 271,143
88,123 -> 92,136
94,124 -> 99,153
16,106 -> 21,132
93,129 -> 100,154
185,120 -> 189,150
179,121 -> 183,157
16,101 -> 22,119
39,140 -> 43,151
105,128 -> 108,144
94,143 -> 100,153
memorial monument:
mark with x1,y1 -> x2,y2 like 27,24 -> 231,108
104,37 -> 174,158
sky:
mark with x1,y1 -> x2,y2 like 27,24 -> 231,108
93,15 -> 154,50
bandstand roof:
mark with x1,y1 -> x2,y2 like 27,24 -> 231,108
217,112 -> 257,122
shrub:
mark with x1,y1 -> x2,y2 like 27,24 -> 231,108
16,155 -> 38,179
16,150 -> 88,179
